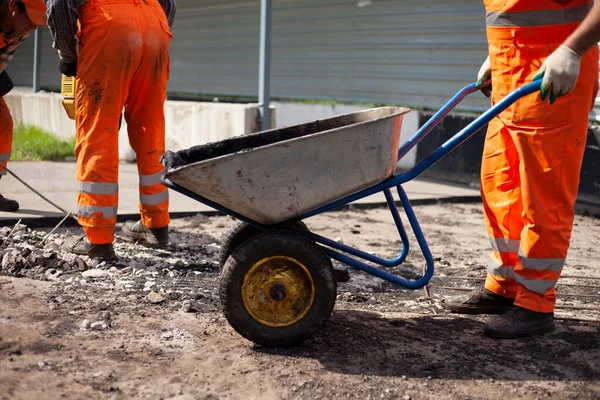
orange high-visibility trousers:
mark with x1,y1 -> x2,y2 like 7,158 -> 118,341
481,0 -> 598,313
0,98 -> 13,178
75,0 -> 171,244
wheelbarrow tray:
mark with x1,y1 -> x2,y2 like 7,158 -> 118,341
162,106 -> 410,225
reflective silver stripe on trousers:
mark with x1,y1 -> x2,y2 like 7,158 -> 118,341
514,249 -> 563,295
139,171 -> 163,186
514,275 -> 558,295
77,205 -> 118,219
490,237 -> 520,253
486,3 -> 592,27
140,190 -> 169,206
487,258 -> 516,280
518,248 -> 565,273
76,181 -> 118,195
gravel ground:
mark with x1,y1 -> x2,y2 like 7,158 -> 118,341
1,203 -> 599,400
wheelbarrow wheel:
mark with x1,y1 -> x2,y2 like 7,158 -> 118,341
218,221 -> 308,267
220,231 -> 336,347
218,221 -> 350,283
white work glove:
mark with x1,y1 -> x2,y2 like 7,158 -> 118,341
476,56 -> 492,97
533,45 -> 582,104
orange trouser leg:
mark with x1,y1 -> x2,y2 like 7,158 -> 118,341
124,2 -> 171,229
76,1 -> 146,243
483,28 -> 598,312
511,68 -> 595,313
76,0 -> 171,243
481,117 -> 521,299
0,98 -> 13,179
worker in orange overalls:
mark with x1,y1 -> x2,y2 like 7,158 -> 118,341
0,0 -> 47,212
448,0 -> 599,338
46,0 -> 176,261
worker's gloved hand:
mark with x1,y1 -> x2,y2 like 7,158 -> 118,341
59,59 -> 77,77
476,56 -> 492,97
533,45 -> 582,105
0,70 -> 14,97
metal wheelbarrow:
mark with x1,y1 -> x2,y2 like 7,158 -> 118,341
162,81 -> 541,346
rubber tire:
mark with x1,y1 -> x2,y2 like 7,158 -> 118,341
218,221 -> 308,267
220,231 -> 336,347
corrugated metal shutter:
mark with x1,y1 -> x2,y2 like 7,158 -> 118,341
167,0 -> 490,111
5,28 -> 59,90
270,0 -> 489,110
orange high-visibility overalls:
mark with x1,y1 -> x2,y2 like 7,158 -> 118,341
482,0 -> 598,312
0,96 -> 12,178
0,36 -> 18,179
75,0 -> 172,243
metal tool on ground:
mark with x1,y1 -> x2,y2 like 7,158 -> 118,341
0,165 -> 77,247
38,212 -> 74,247
162,80 -> 542,347
5,218 -> 22,242
0,164 -> 76,219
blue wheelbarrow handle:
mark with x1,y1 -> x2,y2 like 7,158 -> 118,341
396,79 -> 542,182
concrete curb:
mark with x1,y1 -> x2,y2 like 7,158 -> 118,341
5,193 -> 597,230
0,196 -> 483,229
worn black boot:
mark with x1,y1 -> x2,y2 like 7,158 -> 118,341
0,193 -> 19,212
121,220 -> 169,246
446,287 -> 515,315
484,306 -> 555,339
62,235 -> 117,261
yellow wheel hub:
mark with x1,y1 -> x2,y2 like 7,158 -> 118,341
241,256 -> 315,328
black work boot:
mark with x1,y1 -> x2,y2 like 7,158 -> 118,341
446,287 -> 515,315
62,235 -> 117,261
484,306 -> 555,339
0,194 -> 19,212
121,220 -> 169,246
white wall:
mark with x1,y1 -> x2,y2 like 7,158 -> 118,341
5,90 -> 274,161
5,91 -> 419,169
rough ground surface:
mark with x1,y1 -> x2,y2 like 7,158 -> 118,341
1,203 -> 599,400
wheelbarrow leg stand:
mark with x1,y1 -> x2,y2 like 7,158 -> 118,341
395,184 -> 436,292
396,185 -> 433,299
308,183 -> 435,290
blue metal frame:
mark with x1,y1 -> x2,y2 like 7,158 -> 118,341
163,80 -> 542,289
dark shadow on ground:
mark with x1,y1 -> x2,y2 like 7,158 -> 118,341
254,310 -> 600,382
